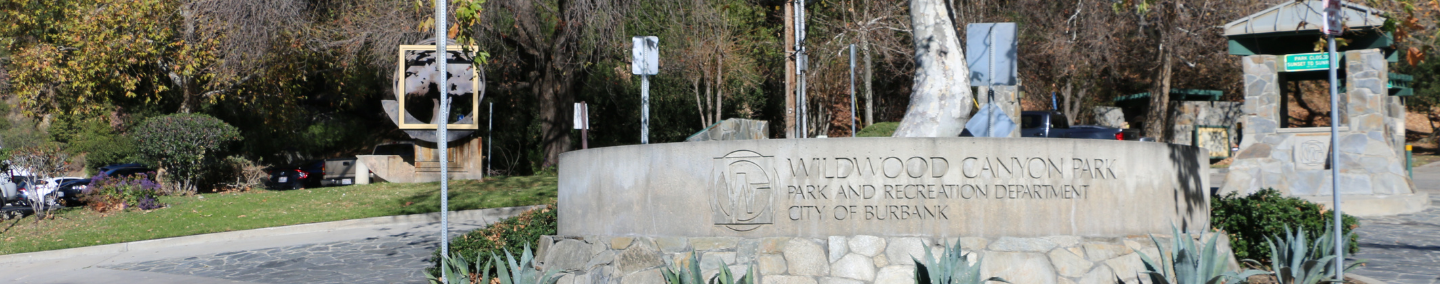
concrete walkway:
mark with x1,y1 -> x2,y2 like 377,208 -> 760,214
1209,164 -> 1440,284
1348,163 -> 1440,284
0,206 -> 538,284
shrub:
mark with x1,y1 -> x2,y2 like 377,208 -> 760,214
207,156 -> 267,192
1260,225 -> 1364,284
435,203 -> 557,273
914,241 -> 1006,284
48,115 -> 139,170
663,250 -> 756,284
80,172 -> 164,212
130,113 -> 241,194
1210,188 -> 1360,264
427,245 -> 558,284
1136,226 -> 1265,284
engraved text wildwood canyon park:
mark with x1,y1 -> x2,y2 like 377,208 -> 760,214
711,151 -> 1122,228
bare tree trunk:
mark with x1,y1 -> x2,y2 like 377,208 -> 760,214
862,36 -> 874,126
1144,50 -> 1173,140
783,2 -> 796,138
893,0 -> 973,137
537,68 -> 573,169
694,77 -> 705,127
705,75 -> 713,126
716,52 -> 723,123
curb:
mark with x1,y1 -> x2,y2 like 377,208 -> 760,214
0,205 -> 543,265
1349,274 -> 1389,284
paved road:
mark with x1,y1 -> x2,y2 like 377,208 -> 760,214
0,207 -> 527,284
1347,163 -> 1440,284
1211,164 -> 1440,284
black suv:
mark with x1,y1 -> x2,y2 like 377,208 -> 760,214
97,164 -> 156,179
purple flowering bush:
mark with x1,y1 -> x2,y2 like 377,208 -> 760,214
79,172 -> 165,212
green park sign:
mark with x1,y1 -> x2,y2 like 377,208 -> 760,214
1283,52 -> 1342,72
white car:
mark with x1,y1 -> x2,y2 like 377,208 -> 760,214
29,177 -> 86,206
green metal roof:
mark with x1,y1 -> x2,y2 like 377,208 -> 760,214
1224,1 -> 1393,57
1223,1 -> 1385,37
1390,72 -> 1414,97
1114,89 -> 1223,103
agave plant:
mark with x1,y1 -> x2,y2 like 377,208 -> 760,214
912,241 -> 1006,284
426,244 -> 559,284
427,253 -> 479,284
1260,225 -> 1365,284
1137,226 -> 1266,284
661,250 -> 757,284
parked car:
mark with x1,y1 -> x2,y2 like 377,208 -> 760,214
0,171 -> 19,207
267,160 -> 323,189
371,143 -> 416,164
30,177 -> 85,206
321,158 -> 359,186
1020,111 -> 1142,140
97,163 -> 156,179
1,174 -> 31,207
55,178 -> 91,206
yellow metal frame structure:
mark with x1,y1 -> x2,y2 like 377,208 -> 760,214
395,45 -> 481,130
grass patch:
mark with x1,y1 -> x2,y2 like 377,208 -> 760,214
856,122 -> 899,137
1413,153 -> 1440,167
0,174 -> 556,255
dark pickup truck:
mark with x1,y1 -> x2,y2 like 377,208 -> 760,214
1020,111 -> 1142,140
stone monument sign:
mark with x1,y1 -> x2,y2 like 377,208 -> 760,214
539,138 -> 1227,284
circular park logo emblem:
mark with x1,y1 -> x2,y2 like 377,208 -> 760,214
710,150 -> 777,231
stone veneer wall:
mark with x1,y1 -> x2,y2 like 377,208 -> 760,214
1169,101 -> 1243,152
533,234 -> 1237,284
1223,49 -> 1415,199
1091,107 -> 1126,129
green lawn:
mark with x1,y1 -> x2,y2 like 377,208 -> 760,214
0,175 -> 556,255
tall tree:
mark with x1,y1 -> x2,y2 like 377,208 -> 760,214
473,0 -> 628,167
893,0 -> 972,137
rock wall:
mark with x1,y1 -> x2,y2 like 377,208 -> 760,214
1169,101 -> 1243,156
533,234 -> 1238,284
1222,49 -> 1427,216
1091,107 -> 1126,129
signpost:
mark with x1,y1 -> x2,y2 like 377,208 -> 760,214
1323,0 -> 1345,281
574,102 -> 590,149
1282,52 -> 1335,72
432,0 -> 451,281
632,36 -> 658,144
794,0 -> 808,138
966,23 -> 1018,86
966,23 -> 1019,137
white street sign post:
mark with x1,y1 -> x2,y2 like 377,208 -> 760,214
1323,0 -> 1344,280
633,36 -> 658,144
432,0 -> 451,281
575,102 -> 590,149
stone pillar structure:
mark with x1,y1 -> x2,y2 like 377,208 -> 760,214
977,85 -> 1022,137
1221,49 -> 1427,216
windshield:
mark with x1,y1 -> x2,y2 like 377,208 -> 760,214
1021,115 -> 1042,129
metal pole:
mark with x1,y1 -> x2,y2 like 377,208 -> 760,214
581,102 -> 588,149
795,0 -> 807,138
642,75 -> 650,144
1327,34 -> 1344,281
433,0 -> 450,281
1407,144 -> 1414,178
487,102 -> 492,176
849,44 -> 857,137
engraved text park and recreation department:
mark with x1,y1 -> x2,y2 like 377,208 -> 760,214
776,156 -> 1119,222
